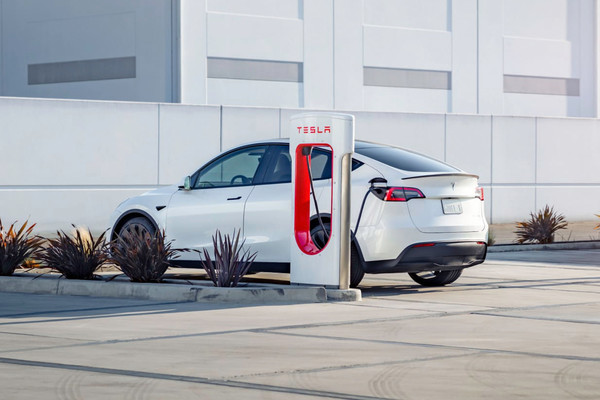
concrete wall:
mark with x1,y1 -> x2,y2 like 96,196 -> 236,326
1,97 -> 598,234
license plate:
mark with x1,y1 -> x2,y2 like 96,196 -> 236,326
441,199 -> 463,215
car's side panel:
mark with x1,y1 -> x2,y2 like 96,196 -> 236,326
243,182 -> 292,262
166,186 -> 255,259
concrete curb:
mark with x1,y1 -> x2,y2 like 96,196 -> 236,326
327,288 -> 362,301
488,240 -> 600,253
0,275 -> 362,303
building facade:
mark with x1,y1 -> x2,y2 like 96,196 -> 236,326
1,0 -> 597,117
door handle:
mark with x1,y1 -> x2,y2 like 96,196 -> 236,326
227,196 -> 242,201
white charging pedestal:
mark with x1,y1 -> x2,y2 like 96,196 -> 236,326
289,113 -> 355,289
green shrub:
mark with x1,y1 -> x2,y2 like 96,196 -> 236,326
110,228 -> 180,282
514,205 -> 567,244
199,230 -> 256,287
39,227 -> 108,279
0,220 -> 43,276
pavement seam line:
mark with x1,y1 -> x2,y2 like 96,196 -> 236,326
472,311 -> 600,326
262,330 -> 600,363
0,356 -> 385,400
227,351 -> 483,380
0,301 -> 184,319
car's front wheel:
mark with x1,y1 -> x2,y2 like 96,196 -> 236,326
118,216 -> 156,239
309,222 -> 365,288
408,269 -> 462,287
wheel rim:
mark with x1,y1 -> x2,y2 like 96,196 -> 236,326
122,223 -> 152,241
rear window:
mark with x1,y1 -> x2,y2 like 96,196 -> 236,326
355,144 -> 458,173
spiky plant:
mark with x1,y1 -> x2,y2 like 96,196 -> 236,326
0,220 -> 43,276
515,205 -> 568,244
110,228 -> 180,282
38,227 -> 108,279
200,230 -> 257,287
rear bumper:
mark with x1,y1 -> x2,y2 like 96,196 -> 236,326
362,241 -> 487,274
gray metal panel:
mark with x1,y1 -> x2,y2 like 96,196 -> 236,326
28,57 -> 136,85
504,75 -> 580,96
207,57 -> 303,82
363,67 -> 451,90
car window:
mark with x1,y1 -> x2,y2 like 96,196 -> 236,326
263,147 -> 292,184
263,145 -> 363,184
193,146 -> 267,189
355,144 -> 458,173
309,148 -> 332,180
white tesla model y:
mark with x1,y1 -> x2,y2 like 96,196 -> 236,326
109,140 -> 488,287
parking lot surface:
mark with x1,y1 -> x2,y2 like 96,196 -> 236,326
1,250 -> 600,399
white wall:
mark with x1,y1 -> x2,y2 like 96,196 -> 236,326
498,0 -> 595,117
204,0 -> 304,108
0,98 -> 220,234
1,97 -> 598,235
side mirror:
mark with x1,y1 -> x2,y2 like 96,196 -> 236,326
179,176 -> 192,191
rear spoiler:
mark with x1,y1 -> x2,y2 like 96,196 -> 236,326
402,173 -> 479,180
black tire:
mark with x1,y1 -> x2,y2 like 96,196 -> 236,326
119,217 -> 156,239
408,269 -> 462,287
349,245 -> 365,288
309,222 -> 365,288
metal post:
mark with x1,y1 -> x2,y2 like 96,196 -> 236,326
338,153 -> 352,290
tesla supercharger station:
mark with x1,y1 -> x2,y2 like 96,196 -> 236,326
290,113 -> 355,289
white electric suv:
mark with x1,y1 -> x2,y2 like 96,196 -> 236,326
108,140 -> 488,287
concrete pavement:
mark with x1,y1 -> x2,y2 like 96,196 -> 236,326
1,249 -> 600,399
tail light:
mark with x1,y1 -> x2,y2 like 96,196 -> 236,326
384,187 -> 425,202
475,187 -> 484,201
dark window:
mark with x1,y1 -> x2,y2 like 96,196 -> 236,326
263,147 -> 292,184
193,146 -> 267,189
310,148 -> 332,180
355,143 -> 458,173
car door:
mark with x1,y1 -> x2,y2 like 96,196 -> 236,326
243,144 -> 332,263
165,145 -> 268,259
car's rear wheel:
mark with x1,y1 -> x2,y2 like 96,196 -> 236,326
349,245 -> 365,288
408,269 -> 462,286
119,216 -> 156,239
310,222 -> 364,288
